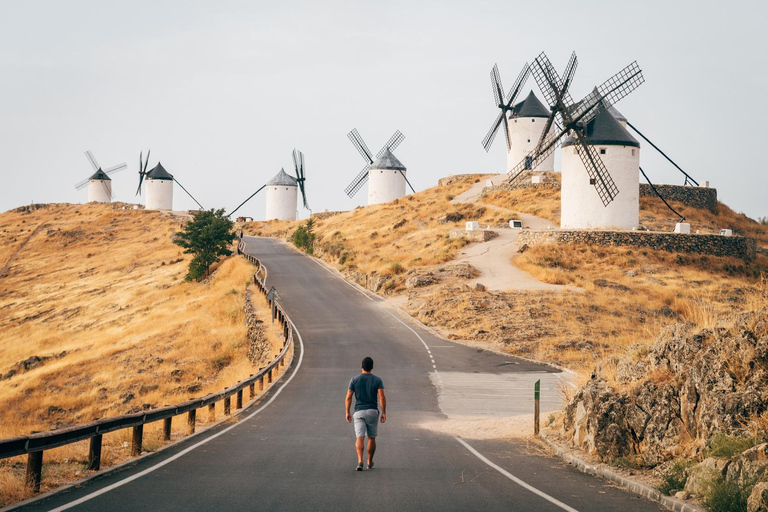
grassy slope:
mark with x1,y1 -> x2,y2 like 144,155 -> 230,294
247,176 -> 768,375
0,203 -> 283,438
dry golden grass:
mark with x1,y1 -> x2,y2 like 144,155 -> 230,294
246,176 -> 520,291
482,174 -> 562,224
0,203 -> 285,505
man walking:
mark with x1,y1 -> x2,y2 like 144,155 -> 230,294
345,357 -> 386,471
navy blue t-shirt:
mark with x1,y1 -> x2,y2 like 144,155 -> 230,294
348,373 -> 384,412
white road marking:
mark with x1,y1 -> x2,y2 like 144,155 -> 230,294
307,254 -> 374,301
454,437 -> 579,512
48,321 -> 306,512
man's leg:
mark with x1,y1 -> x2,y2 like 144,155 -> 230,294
355,436 -> 365,463
367,437 -> 376,464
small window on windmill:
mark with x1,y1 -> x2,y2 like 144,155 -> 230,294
632,149 -> 636,156
514,119 -> 517,123
600,148 -> 606,155
590,178 -> 596,185
527,139 -> 531,143
532,119 -> 535,123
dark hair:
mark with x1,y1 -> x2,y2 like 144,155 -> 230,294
361,357 -> 374,372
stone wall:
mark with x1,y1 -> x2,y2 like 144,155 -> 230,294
438,174 -> 488,187
518,229 -> 756,261
310,211 -> 345,221
639,184 -> 717,212
449,229 -> 499,242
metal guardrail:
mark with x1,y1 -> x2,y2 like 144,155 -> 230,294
0,247 -> 293,492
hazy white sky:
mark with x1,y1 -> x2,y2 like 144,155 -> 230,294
1,0 -> 765,221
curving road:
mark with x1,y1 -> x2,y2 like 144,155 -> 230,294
12,237 -> 665,512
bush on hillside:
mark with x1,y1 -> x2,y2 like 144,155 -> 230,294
292,218 -> 315,255
173,208 -> 237,280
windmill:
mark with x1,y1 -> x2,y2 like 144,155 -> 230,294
228,149 -> 309,220
73,151 -> 127,203
481,63 -> 531,160
345,128 -> 414,205
135,150 -> 204,210
506,52 -> 644,206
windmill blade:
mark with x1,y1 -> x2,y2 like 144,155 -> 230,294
398,170 -> 416,194
348,129 -> 373,164
532,110 -> 558,159
531,52 -> 567,108
481,109 -> 506,152
377,130 -> 405,157
344,166 -> 370,198
104,163 -> 128,175
84,150 -> 100,172
298,182 -> 309,210
101,180 -> 115,201
490,64 -> 504,106
561,52 -> 578,95
228,184 -> 267,218
503,63 -> 530,107
143,150 -> 151,173
573,135 -> 619,206
74,177 -> 90,191
507,126 -> 566,184
292,149 -> 303,179
572,62 -> 644,126
501,109 -> 511,151
173,177 -> 204,210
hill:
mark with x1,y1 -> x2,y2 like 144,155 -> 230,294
246,174 -> 768,374
0,203 -> 282,503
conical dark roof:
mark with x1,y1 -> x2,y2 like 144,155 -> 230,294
266,168 -> 298,187
511,91 -> 550,119
371,148 -> 406,171
562,105 -> 639,148
147,162 -> 173,180
88,169 -> 111,181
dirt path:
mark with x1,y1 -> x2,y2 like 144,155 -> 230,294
450,174 -> 578,293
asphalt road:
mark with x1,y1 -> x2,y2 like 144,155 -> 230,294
13,237 -> 666,512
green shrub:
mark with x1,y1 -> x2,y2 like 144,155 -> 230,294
707,434 -> 755,458
292,218 -> 316,255
389,262 -> 405,275
704,476 -> 754,512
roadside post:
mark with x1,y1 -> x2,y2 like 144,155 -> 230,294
266,286 -> 280,323
534,379 -> 541,436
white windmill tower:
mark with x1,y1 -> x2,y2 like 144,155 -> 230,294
503,52 -> 645,230
73,151 -> 127,203
507,91 -> 556,172
560,104 -> 641,230
228,149 -> 309,221
344,129 -> 414,205
136,151 -> 204,211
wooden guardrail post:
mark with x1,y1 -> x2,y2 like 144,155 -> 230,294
236,390 -> 243,409
87,434 -> 103,470
163,417 -> 172,441
249,382 -> 255,398
208,403 -> 215,422
268,368 -> 273,384
534,379 -> 541,436
188,409 -> 197,433
131,425 -> 143,456
26,451 -> 43,492
224,396 -> 231,415
260,375 -> 265,391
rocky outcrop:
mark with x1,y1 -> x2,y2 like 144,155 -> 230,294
749,482 -> 768,512
563,310 -> 768,466
244,288 -> 270,364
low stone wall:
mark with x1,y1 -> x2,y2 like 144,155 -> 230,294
639,184 -> 717,212
449,229 -> 499,242
518,230 -> 756,261
311,211 -> 345,221
438,174 -> 488,187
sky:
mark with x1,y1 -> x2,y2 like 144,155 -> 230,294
1,0 -> 766,221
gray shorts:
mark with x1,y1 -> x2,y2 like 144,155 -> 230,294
353,409 -> 379,438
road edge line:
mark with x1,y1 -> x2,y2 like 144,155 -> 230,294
33,321 -> 306,512
454,437 -> 578,512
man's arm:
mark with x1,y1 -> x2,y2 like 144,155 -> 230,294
378,389 -> 387,423
345,389 -> 354,423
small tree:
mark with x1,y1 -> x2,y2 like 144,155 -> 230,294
174,208 -> 237,280
292,218 -> 316,255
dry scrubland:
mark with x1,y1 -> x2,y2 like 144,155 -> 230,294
248,175 -> 768,375
0,203 -> 283,503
